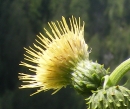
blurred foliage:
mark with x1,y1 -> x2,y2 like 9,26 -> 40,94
0,0 -> 130,109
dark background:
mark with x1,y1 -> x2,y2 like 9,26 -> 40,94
0,0 -> 130,109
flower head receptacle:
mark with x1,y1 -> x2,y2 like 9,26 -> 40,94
72,60 -> 109,96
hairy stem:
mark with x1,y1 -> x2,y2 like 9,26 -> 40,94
107,58 -> 130,87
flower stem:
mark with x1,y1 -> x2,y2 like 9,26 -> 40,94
107,58 -> 130,87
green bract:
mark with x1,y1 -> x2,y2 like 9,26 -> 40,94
86,86 -> 130,109
71,60 -> 109,96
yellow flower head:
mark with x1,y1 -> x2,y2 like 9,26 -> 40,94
19,16 -> 89,95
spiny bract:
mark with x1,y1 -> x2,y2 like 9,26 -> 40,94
71,60 -> 109,96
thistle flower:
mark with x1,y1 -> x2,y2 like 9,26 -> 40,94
19,16 -> 109,96
19,16 -> 89,95
19,16 -> 130,109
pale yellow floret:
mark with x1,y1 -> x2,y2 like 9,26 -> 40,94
19,16 -> 89,95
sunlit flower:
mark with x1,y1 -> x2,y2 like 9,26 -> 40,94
19,16 -> 89,95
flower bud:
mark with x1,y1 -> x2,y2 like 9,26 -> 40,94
86,86 -> 130,109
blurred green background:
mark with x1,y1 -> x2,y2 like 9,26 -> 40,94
0,0 -> 130,109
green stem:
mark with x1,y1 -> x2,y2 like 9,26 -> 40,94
107,58 -> 130,87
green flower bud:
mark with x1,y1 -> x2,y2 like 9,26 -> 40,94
71,60 -> 109,96
86,86 -> 130,109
